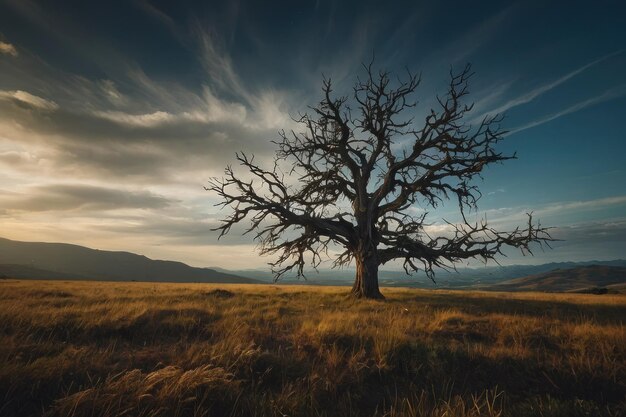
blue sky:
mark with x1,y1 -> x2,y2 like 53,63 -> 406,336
0,0 -> 625,269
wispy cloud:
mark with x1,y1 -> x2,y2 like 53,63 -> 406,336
134,0 -> 178,35
487,188 -> 506,196
0,40 -> 18,56
0,90 -> 58,110
447,6 -> 515,64
507,84 -> 626,135
92,110 -> 180,127
470,80 -> 515,116
554,220 -> 626,245
473,195 -> 626,233
534,195 -> 626,217
196,28 -> 250,101
478,50 -> 623,119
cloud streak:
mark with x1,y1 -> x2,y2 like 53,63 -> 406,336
507,84 -> 626,135
0,183 -> 174,213
478,50 -> 623,119
0,90 -> 58,110
0,40 -> 17,56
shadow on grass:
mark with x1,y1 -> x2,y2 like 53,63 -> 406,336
387,292 -> 626,324
2,323 -> 624,417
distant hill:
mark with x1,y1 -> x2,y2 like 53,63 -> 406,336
0,264 -> 89,281
2,236 -> 625,291
485,265 -> 626,293
0,237 -> 260,284
212,260 -> 626,288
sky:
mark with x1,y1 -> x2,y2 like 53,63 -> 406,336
0,0 -> 625,271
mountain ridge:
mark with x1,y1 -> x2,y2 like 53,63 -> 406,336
2,237 -> 625,292
0,237 -> 260,284
212,259 -> 626,286
484,265 -> 626,292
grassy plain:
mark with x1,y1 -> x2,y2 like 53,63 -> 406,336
0,280 -> 624,417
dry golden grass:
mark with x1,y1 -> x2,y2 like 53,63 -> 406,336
0,280 -> 624,417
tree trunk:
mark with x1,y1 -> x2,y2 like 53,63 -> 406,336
351,249 -> 384,299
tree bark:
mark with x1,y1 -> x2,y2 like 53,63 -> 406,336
351,248 -> 384,299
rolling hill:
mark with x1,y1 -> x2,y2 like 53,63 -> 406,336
211,260 -> 626,289
0,237 -> 260,284
2,236 -> 625,292
485,265 -> 626,292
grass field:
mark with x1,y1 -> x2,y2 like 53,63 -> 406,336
0,280 -> 624,417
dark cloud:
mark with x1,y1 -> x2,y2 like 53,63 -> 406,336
100,215 -> 263,246
0,95 -> 280,181
1,184 -> 174,212
552,221 -> 626,246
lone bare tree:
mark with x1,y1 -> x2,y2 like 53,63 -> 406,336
208,64 -> 552,299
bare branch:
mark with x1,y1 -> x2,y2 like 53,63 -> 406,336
208,63 -> 553,295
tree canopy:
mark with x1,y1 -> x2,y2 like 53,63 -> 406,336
208,63 -> 553,298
